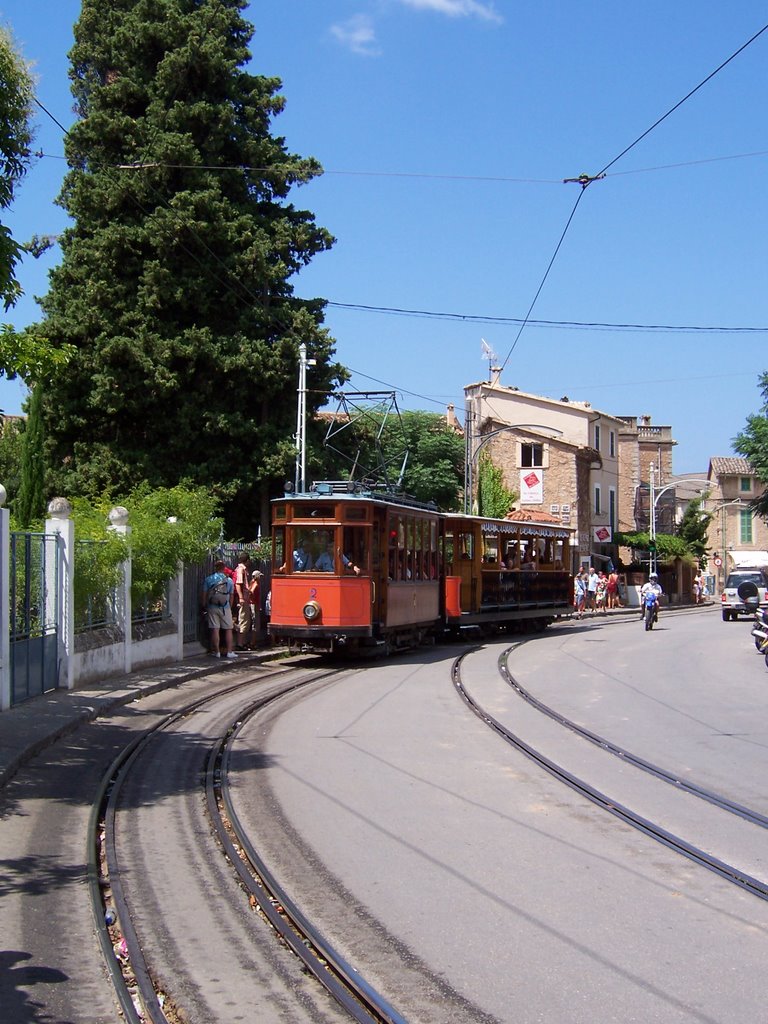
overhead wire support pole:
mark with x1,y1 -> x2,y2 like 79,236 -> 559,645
294,343 -> 315,494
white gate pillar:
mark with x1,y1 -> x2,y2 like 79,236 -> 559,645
108,507 -> 132,676
0,486 -> 11,710
46,497 -> 75,691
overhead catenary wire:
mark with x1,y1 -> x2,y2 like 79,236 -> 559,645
25,18 -> 768,422
28,90 -> 768,417
498,19 -> 768,374
323,301 -> 768,333
35,145 -> 768,185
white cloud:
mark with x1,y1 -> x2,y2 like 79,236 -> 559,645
396,0 -> 503,22
330,14 -> 382,56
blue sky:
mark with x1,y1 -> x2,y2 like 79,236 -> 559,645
3,0 -> 768,473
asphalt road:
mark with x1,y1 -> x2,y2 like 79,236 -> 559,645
233,607 -> 768,1023
3,608 -> 768,1023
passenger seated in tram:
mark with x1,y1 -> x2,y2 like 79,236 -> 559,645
520,546 -> 537,570
314,536 -> 334,572
293,539 -> 313,571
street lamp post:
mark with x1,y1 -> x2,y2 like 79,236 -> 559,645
648,467 -> 712,576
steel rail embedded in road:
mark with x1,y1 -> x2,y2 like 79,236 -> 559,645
452,650 -> 768,904
209,696 -> 408,1024
499,644 -> 768,830
89,672 -> 281,1024
88,665 -> 406,1024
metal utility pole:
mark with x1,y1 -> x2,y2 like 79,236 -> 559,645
649,462 -> 656,575
294,343 -> 315,494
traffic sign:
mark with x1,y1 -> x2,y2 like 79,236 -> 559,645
713,557 -> 722,567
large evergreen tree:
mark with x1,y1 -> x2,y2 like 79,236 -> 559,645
39,0 -> 344,536
15,384 -> 46,527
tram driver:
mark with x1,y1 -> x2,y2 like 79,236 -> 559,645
293,539 -> 313,572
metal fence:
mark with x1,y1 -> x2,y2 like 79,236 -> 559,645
132,580 -> 171,625
74,538 -> 118,633
10,532 -> 60,704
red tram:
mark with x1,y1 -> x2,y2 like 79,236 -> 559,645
268,482 -> 574,655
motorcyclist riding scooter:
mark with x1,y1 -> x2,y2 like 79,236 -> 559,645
640,573 -> 663,629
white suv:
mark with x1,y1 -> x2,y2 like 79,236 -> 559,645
721,570 -> 768,621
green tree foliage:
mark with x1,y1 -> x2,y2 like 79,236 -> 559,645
0,415 -> 24,499
477,453 -> 517,518
72,484 -> 223,608
316,408 -> 465,510
15,384 -> 46,526
397,411 -> 465,510
734,371 -> 768,520
0,29 -> 71,384
125,484 -> 223,601
675,496 -> 713,560
0,323 -> 76,385
614,530 -> 688,562
38,0 -> 345,536
0,26 -> 34,312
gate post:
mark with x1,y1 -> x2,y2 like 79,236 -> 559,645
46,497 -> 75,691
108,507 -> 132,675
0,486 -> 10,710
173,564 -> 184,662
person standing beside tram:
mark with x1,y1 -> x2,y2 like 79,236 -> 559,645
234,551 -> 252,651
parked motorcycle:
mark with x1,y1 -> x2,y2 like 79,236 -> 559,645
752,607 -> 768,652
644,590 -> 659,631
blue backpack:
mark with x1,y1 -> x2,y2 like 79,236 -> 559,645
207,575 -> 230,607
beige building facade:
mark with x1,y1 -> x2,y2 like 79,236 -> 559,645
705,457 -> 768,588
464,376 -> 623,571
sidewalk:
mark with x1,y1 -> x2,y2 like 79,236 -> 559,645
0,647 -> 281,790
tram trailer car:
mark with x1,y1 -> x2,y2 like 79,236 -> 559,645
268,483 -> 574,656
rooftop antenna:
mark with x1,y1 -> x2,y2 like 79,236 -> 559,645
481,337 -> 498,382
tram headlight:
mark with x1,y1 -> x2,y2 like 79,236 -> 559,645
303,600 -> 321,622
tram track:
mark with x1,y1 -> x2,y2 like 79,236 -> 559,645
452,647 -> 768,903
88,665 -> 407,1024
499,643 -> 768,831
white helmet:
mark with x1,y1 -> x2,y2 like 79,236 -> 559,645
649,572 -> 658,580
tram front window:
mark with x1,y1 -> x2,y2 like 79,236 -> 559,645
343,527 -> 367,575
292,531 -> 315,572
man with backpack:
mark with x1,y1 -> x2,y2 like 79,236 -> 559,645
201,559 -> 237,659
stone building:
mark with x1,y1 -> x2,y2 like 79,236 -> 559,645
705,457 -> 768,588
464,375 -> 623,572
616,415 -> 677,535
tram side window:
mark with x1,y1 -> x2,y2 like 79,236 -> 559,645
342,527 -> 368,574
482,536 -> 499,565
444,531 -> 454,572
387,518 -> 399,580
406,519 -> 415,579
428,520 -> 438,579
459,532 -> 473,561
413,519 -> 423,580
273,528 -> 285,572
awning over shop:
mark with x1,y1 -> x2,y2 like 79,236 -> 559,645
730,550 -> 768,568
